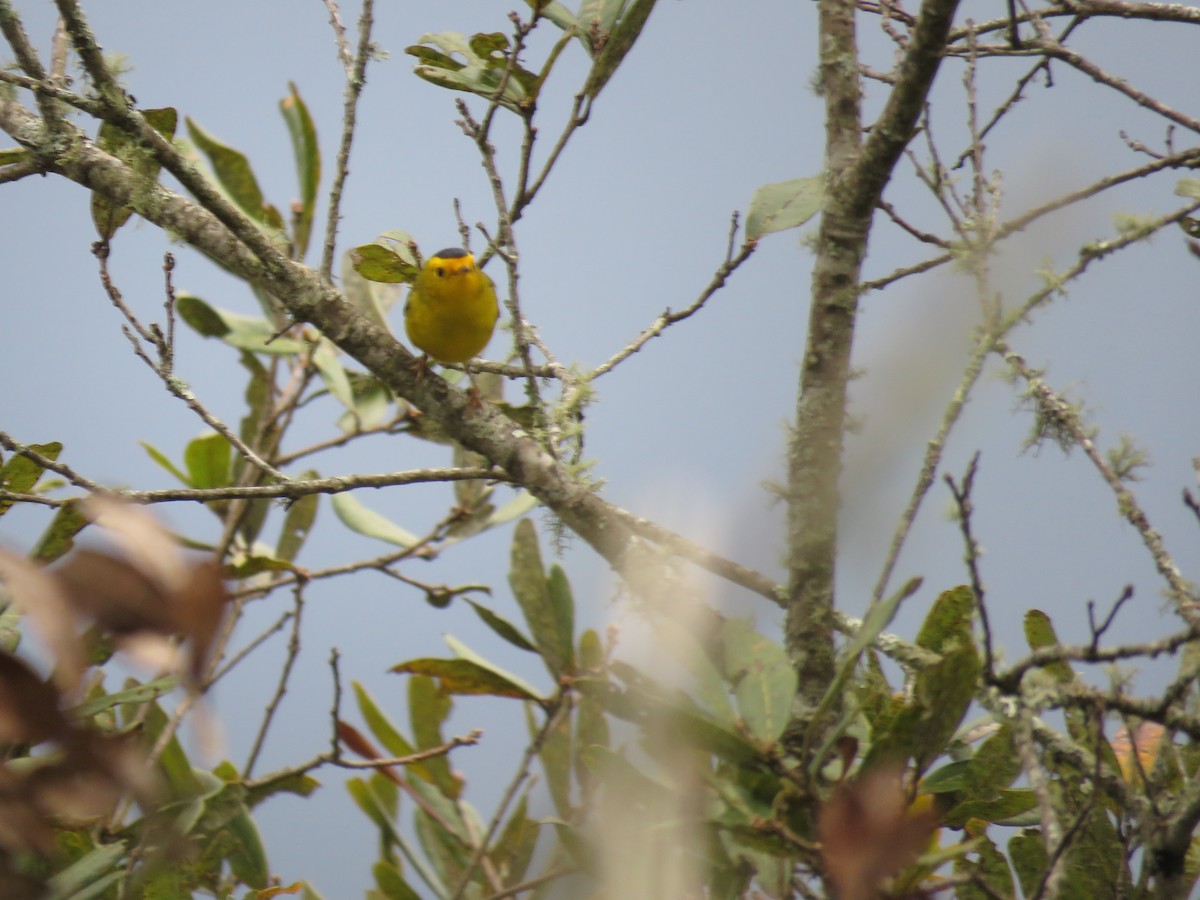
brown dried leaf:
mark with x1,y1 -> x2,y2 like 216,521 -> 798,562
54,548 -> 176,635
172,558 -> 230,684
83,495 -> 191,594
818,765 -> 939,900
0,650 -> 71,745
0,548 -> 86,691
0,767 -> 56,856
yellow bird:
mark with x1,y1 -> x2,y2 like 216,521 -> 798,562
403,247 -> 499,402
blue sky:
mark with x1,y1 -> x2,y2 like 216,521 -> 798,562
3,0 -> 1199,894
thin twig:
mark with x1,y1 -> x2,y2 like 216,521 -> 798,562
244,583 -> 306,776
999,342 -> 1198,626
320,0 -> 375,281
944,454 -> 994,674
322,0 -> 354,76
449,698 -> 572,900
589,217 -> 756,380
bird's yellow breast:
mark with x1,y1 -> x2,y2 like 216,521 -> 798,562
404,249 -> 499,364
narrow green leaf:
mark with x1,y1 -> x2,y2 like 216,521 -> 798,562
391,657 -> 541,701
745,175 -> 823,240
447,634 -> 545,698
186,116 -> 281,227
574,688 -> 609,799
373,860 -> 422,900
539,704 -> 573,818
136,688 -> 203,797
67,674 -> 180,720
175,294 -> 308,354
527,0 -> 581,40
184,432 -> 232,490
331,493 -> 420,548
583,0 -> 659,100
313,339 -> 356,411
353,681 -> 418,759
466,599 -> 538,653
490,795 -> 537,886
409,674 -> 461,799
508,518 -> 571,677
45,841 -> 125,900
224,803 -> 270,889
277,477 -> 318,563
486,490 -> 540,527
140,440 -> 191,486
347,776 -> 405,846
810,577 -> 921,762
280,82 -> 320,258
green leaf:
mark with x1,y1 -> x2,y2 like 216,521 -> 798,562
136,689 -> 203,797
277,477 -> 318,563
352,681 -> 420,760
140,440 -> 191,486
508,518 -> 572,678
407,32 -> 539,114
1023,609 -> 1075,683
953,823 -> 1016,900
746,175 -> 824,240
331,492 -> 420,548
280,82 -> 320,259
67,674 -> 180,720
184,432 -> 232,489
45,841 -> 125,900
466,599 -> 538,653
546,564 -> 576,670
313,339 -> 356,410
490,795 -> 538,886
373,860 -> 422,900
538,703 -> 573,818
350,243 -> 420,285
186,116 -> 282,228
31,498 -> 89,563
1175,177 -> 1200,200
723,618 -> 796,744
916,585 -> 975,653
0,440 -> 60,516
342,251 -> 402,335
223,799 -> 271,889
91,107 -> 177,239
175,294 -> 308,354
243,771 -> 320,809
811,577 -> 921,760
583,0 -> 659,100
486,490 -> 540,527
409,674 -> 462,799
528,0 -> 581,41
0,147 -> 27,166
391,656 -> 542,702
0,603 -> 19,654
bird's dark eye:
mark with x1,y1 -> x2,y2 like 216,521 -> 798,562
434,267 -> 444,277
